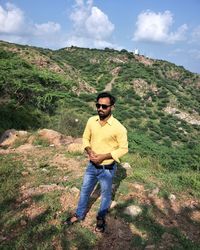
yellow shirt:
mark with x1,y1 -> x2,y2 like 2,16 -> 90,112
82,115 -> 128,164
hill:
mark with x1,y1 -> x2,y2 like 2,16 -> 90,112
0,40 -> 199,171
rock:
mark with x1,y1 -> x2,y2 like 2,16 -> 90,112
124,205 -> 142,217
62,176 -> 68,181
27,135 -> 35,144
27,167 -> 34,173
0,129 -> 28,147
20,219 -> 27,226
132,183 -> 144,191
121,162 -> 132,170
168,194 -> 176,202
73,138 -> 82,144
145,245 -> 156,250
70,187 -> 80,197
60,136 -> 74,145
21,171 -> 29,176
67,142 -> 83,153
110,201 -> 117,209
148,187 -> 159,198
164,106 -> 200,125
152,187 -> 159,195
38,129 -> 63,147
15,144 -> 34,152
41,168 -> 48,172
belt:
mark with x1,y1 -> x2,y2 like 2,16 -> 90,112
90,161 -> 115,170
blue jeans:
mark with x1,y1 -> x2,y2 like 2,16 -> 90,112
76,161 -> 117,219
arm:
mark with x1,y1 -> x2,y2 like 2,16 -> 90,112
110,127 -> 128,163
83,119 -> 98,159
82,119 -> 91,151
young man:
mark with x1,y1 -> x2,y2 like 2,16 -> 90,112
64,92 -> 128,232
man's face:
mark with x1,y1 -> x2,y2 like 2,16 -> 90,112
96,97 -> 113,120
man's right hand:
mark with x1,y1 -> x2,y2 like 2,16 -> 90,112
85,147 -> 97,158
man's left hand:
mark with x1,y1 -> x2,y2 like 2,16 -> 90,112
89,154 -> 106,165
90,153 -> 112,165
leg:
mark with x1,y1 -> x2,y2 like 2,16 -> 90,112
76,163 -> 98,219
97,165 -> 117,218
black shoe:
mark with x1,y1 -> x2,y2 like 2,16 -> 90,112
95,216 -> 106,233
63,213 -> 80,226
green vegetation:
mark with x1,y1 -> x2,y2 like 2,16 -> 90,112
0,40 -> 199,173
0,41 -> 199,248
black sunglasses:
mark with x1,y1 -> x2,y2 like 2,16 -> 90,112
96,103 -> 112,110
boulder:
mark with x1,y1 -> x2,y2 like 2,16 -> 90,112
37,129 -> 74,146
0,129 -> 28,147
124,205 -> 142,217
67,142 -> 83,153
37,129 -> 62,146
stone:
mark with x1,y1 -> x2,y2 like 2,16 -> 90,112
121,162 -> 132,170
20,219 -> 27,226
70,187 -> 80,197
37,129 -> 62,146
168,194 -> 176,202
0,129 -> 28,147
67,143 -> 83,153
110,201 -> 117,209
21,171 -> 29,176
145,245 -> 155,250
151,187 -> 159,196
124,205 -> 142,217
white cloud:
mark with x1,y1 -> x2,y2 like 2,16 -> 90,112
0,2 -> 61,48
0,3 -> 24,34
133,10 -> 188,44
85,7 -> 114,39
34,22 -> 61,36
0,1 -> 116,49
69,0 -> 114,43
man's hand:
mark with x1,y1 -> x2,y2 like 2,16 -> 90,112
90,153 -> 113,165
85,147 -> 97,159
85,147 -> 113,165
89,154 -> 105,165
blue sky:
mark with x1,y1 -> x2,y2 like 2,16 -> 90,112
0,0 -> 200,73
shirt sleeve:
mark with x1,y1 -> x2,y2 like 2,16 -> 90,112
111,127 -> 128,163
82,119 -> 91,150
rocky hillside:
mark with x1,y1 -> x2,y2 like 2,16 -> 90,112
0,40 -> 199,171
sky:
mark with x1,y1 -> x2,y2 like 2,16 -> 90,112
0,0 -> 200,73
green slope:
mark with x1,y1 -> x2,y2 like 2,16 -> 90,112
0,41 -> 199,170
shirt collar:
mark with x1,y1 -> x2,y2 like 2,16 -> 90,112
96,115 -> 113,125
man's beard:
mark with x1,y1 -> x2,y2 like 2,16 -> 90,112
98,110 -> 111,120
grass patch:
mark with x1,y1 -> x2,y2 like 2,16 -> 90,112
0,154 -> 23,212
123,153 -> 200,198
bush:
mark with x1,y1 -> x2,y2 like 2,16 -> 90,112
51,109 -> 89,137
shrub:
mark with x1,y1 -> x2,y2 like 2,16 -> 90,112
51,109 -> 89,137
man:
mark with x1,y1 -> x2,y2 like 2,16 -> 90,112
64,92 -> 128,232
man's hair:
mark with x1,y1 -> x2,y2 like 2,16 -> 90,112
96,92 -> 116,105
